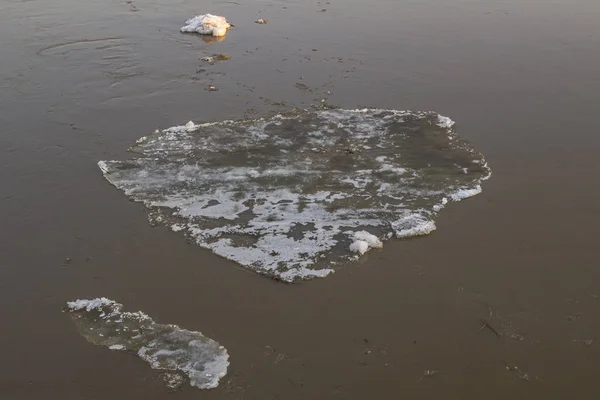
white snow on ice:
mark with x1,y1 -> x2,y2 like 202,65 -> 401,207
349,230 -> 383,254
354,231 -> 383,249
437,115 -> 455,128
349,240 -> 370,255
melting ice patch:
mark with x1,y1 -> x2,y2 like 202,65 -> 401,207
66,298 -> 229,390
99,109 -> 490,281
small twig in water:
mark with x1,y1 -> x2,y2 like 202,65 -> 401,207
479,318 -> 500,337
477,304 -> 493,332
477,304 -> 500,337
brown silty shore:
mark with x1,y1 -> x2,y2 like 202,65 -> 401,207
1,0 -> 600,399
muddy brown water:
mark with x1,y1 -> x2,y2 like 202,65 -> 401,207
1,0 -> 600,399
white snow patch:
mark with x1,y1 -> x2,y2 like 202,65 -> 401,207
437,115 -> 455,128
433,197 -> 448,212
379,163 -> 407,174
349,240 -> 369,255
68,297 -> 116,312
450,186 -> 482,201
97,160 -> 109,174
354,231 -> 383,249
349,231 -> 382,255
181,14 -> 231,37
171,224 -> 184,232
185,121 -> 197,131
392,214 -> 437,238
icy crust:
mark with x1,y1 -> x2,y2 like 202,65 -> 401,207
180,14 -> 231,37
99,109 -> 491,281
66,298 -> 229,390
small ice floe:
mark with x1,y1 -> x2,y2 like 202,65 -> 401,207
181,14 -> 231,37
255,18 -> 267,24
349,231 -> 383,255
66,298 -> 229,390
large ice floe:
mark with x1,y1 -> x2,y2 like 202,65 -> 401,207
66,298 -> 229,390
99,109 -> 490,281
180,14 -> 231,37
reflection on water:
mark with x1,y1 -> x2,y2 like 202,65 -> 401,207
201,34 -> 227,43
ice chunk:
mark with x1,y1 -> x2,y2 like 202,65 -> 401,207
99,109 -> 490,281
348,231 -> 382,255
353,231 -> 383,249
185,121 -> 197,131
180,14 -> 231,37
66,298 -> 229,390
